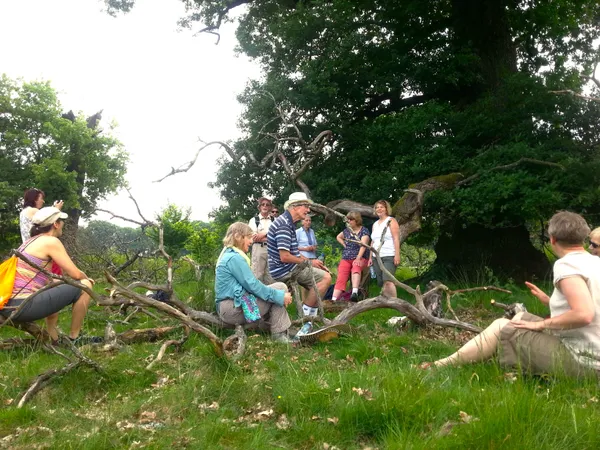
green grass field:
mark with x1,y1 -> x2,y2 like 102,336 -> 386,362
1,278 -> 600,449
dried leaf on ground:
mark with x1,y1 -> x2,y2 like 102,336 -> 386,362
276,414 -> 290,430
459,411 -> 479,424
352,387 -> 374,401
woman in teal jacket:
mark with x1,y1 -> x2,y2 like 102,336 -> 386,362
215,222 -> 293,343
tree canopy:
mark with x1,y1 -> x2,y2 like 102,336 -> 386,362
0,75 -> 128,253
106,0 -> 600,279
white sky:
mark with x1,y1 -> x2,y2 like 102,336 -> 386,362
1,0 -> 261,224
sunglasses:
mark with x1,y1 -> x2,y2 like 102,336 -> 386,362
260,202 -> 271,207
294,203 -> 310,208
271,210 -> 279,214
347,218 -> 356,221
590,241 -> 599,249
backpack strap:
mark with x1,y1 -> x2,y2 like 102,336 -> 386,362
380,218 -> 392,244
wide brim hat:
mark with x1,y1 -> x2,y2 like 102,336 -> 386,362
32,206 -> 68,227
283,192 -> 314,209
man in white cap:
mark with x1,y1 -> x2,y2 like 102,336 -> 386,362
266,192 -> 331,317
248,197 -> 274,282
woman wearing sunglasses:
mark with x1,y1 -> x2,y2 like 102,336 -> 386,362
589,228 -> 600,256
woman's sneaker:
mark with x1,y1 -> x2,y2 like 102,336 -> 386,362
68,334 -> 104,346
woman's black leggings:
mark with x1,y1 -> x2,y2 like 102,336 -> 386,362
0,284 -> 82,322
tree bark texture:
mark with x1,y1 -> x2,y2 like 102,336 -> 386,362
434,223 -> 551,282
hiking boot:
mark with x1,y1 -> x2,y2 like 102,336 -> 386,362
350,293 -> 359,302
272,332 -> 293,344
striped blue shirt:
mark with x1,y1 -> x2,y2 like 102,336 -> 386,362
267,210 -> 299,278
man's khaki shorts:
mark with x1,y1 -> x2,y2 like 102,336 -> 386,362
274,264 -> 326,290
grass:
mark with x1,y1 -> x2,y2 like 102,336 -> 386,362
1,280 -> 600,449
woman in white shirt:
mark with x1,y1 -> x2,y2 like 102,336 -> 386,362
420,211 -> 600,377
368,200 -> 400,297
20,188 -> 63,242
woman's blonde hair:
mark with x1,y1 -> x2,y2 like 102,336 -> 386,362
373,200 -> 392,216
589,227 -> 600,243
223,222 -> 253,248
346,211 -> 363,226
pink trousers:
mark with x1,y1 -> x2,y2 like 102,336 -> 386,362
334,258 -> 367,291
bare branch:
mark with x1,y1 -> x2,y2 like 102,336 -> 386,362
549,90 -> 600,103
145,328 -> 190,370
154,140 -> 236,183
95,209 -> 147,227
457,157 -> 565,186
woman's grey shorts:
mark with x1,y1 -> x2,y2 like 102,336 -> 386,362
373,256 -> 398,287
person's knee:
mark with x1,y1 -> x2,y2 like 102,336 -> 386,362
513,311 -> 526,321
271,282 -> 288,292
494,317 -> 510,329
75,280 -> 93,305
79,279 -> 93,290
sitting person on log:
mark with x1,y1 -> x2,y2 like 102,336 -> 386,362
421,211 -> 600,377
332,211 -> 370,302
266,192 -> 332,317
215,222 -> 294,343
0,207 -> 94,343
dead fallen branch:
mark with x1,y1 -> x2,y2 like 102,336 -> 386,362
18,334 -> 104,408
222,325 -> 247,362
145,327 -> 190,370
105,271 -> 224,356
17,361 -> 85,408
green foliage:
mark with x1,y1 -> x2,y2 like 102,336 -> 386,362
104,0 -> 600,278
0,74 -> 128,252
147,205 -> 196,257
146,204 -> 227,266
192,0 -> 600,251
185,221 -> 227,266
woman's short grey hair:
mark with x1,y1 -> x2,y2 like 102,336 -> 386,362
547,211 -> 590,246
223,222 -> 253,248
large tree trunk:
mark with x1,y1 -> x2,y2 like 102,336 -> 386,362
433,223 -> 551,283
61,111 -> 102,252
451,0 -> 518,94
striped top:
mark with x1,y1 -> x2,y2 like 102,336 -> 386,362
267,210 -> 300,279
11,238 -> 52,300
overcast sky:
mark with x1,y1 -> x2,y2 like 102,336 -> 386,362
1,0 -> 261,224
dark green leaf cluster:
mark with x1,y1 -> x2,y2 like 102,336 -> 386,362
201,0 -> 600,233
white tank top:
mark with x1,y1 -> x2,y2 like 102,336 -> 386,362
371,217 -> 395,257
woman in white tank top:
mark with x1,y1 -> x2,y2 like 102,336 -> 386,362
368,200 -> 400,297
